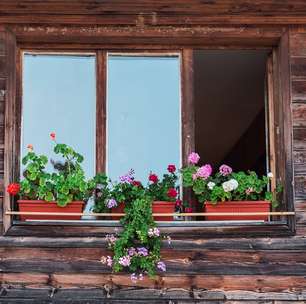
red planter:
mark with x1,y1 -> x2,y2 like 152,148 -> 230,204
111,201 -> 175,221
204,201 -> 271,221
111,203 -> 125,220
152,201 -> 175,221
17,200 -> 85,221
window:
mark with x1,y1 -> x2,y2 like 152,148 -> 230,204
107,54 -> 181,182
22,53 -> 96,213
3,34 -> 294,236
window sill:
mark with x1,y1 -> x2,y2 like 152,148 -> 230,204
4,220 -> 294,238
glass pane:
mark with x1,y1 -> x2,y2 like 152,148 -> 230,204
107,55 -> 181,183
22,54 -> 96,178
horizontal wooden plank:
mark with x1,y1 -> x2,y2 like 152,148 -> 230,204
2,258 -> 306,275
0,1 -> 306,29
1,278 -> 306,300
1,0 -> 306,16
1,287 -> 306,303
291,57 -> 306,78
292,103 -> 306,127
294,150 -> 306,165
290,33 -> 306,57
293,127 -> 306,149
294,175 -> 306,198
295,201 -> 306,225
292,80 -> 306,101
2,14 -> 306,27
11,25 -> 282,47
46,274 -> 306,291
6,222 -> 292,237
2,247 -> 306,265
2,236 -> 306,250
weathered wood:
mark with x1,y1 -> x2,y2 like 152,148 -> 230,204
294,200 -> 306,224
1,29 -> 17,233
181,49 -> 195,167
2,247 -> 306,267
11,25 -> 283,47
292,80 -> 306,101
293,128 -> 306,150
5,222 -> 292,237
2,1 -> 306,26
292,103 -> 306,127
0,287 -> 306,303
96,50 -> 106,173
294,175 -> 306,199
3,257 -> 306,275
1,236 -> 306,250
270,30 -> 295,232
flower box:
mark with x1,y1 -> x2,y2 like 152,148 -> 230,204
111,201 -> 175,221
17,200 -> 85,221
204,200 -> 271,221
111,202 -> 125,220
152,201 -> 175,221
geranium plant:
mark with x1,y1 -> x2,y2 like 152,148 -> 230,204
7,133 -> 95,207
147,165 -> 179,202
93,169 -> 144,212
98,170 -> 170,282
181,152 -> 280,207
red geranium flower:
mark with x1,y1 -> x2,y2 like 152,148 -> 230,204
167,164 -> 176,173
149,173 -> 158,183
27,144 -> 33,151
7,183 -> 20,196
50,132 -> 56,141
132,180 -> 142,187
167,188 -> 177,198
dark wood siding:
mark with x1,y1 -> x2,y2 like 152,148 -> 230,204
291,31 -> 306,231
0,2 -> 306,302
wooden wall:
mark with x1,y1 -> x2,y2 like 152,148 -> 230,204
0,1 -> 306,302
291,30 -> 306,230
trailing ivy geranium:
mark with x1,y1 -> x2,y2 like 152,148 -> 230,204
181,152 -> 281,207
99,170 -> 169,282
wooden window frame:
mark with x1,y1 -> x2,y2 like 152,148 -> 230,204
2,26 -> 295,237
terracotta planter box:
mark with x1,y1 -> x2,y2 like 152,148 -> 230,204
111,201 -> 175,221
111,203 -> 125,220
152,201 -> 175,221
17,200 -> 85,221
204,200 -> 271,221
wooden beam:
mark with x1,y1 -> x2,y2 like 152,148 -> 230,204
2,28 -> 17,233
96,51 -> 106,173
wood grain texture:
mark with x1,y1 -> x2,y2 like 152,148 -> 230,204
181,49 -> 195,166
11,25 -> 282,47
95,51 -> 106,173
0,6 -> 305,302
2,0 -> 306,26
0,29 -> 16,233
0,287 -> 306,303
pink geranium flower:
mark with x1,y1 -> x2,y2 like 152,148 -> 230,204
188,152 -> 200,165
219,164 -> 232,176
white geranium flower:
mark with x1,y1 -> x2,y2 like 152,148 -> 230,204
229,178 -> 239,190
267,172 -> 273,178
222,181 -> 232,192
222,179 -> 239,192
207,182 -> 216,190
